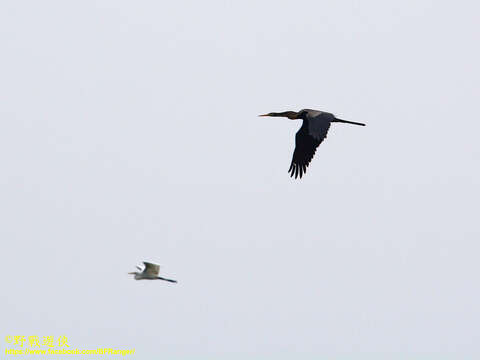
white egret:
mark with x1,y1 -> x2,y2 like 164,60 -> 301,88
128,262 -> 177,283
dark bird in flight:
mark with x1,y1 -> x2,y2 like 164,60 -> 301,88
128,261 -> 177,283
259,109 -> 365,179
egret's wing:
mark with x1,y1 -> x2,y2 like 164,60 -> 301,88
288,119 -> 330,179
142,262 -> 160,276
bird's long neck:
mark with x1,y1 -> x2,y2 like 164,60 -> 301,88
270,111 -> 299,119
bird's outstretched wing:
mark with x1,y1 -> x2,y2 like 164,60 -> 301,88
288,120 -> 330,179
143,262 -> 160,276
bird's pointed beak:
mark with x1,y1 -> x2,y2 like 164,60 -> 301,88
258,113 -> 270,117
128,272 -> 135,274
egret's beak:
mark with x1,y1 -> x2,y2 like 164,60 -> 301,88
128,272 -> 135,274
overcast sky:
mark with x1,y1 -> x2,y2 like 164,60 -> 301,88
1,1 -> 479,359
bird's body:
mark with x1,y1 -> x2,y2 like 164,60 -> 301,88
129,262 -> 177,283
259,109 -> 365,179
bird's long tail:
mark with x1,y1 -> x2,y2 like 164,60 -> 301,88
333,118 -> 366,126
157,276 -> 177,283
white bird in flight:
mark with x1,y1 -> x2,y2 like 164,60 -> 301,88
128,262 -> 177,283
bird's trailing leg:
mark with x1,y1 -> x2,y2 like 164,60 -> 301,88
157,276 -> 177,283
332,118 -> 366,126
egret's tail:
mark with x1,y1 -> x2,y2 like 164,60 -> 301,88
333,118 -> 366,126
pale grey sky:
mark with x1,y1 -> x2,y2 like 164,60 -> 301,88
1,0 -> 479,359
